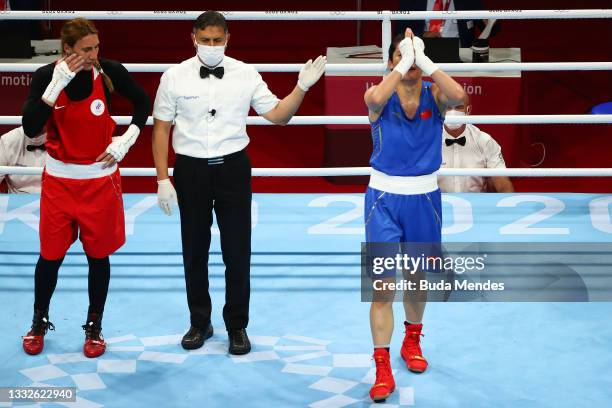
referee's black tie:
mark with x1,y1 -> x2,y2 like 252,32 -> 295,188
200,66 -> 224,79
445,136 -> 466,147
26,144 -> 46,152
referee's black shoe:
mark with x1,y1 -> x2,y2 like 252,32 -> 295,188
228,328 -> 251,355
181,324 -> 213,350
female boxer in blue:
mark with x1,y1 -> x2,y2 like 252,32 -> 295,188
364,28 -> 466,402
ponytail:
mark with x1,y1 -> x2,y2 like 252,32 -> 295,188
93,60 -> 114,93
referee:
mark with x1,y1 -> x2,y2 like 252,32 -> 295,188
0,126 -> 46,193
439,94 -> 514,193
152,11 -> 326,355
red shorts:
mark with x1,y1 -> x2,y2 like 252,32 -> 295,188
40,170 -> 126,260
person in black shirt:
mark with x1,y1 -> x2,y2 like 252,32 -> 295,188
22,52 -> 148,138
397,0 -> 501,48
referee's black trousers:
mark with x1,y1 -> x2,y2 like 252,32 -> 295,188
173,150 -> 251,330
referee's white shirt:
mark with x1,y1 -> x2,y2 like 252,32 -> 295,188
153,55 -> 280,158
0,126 -> 45,193
438,124 -> 506,193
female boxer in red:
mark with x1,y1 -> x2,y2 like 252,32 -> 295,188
20,18 -> 149,358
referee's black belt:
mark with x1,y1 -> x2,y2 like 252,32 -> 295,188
206,149 -> 246,165
177,149 -> 246,166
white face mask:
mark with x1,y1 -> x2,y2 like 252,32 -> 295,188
195,42 -> 226,67
445,109 -> 466,130
27,134 -> 46,147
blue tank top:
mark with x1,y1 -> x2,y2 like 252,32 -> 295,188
369,81 -> 443,176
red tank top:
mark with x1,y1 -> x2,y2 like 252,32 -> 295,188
46,69 -> 116,164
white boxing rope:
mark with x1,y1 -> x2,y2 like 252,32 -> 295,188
444,114 -> 612,125
0,10 -> 611,21
246,116 -> 368,125
262,168 -> 612,177
0,63 -> 382,73
0,166 -> 372,177
2,166 -> 612,177
2,115 -> 612,126
2,62 -> 612,73
436,168 -> 612,177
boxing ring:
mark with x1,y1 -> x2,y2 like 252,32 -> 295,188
1,8 -> 612,408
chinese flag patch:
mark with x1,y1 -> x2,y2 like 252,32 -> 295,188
420,109 -> 432,119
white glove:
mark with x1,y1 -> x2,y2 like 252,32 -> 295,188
412,36 -> 439,76
42,60 -> 77,105
105,124 -> 140,162
157,178 -> 177,216
297,55 -> 326,91
393,37 -> 415,76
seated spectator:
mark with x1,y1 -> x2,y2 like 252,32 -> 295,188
397,0 -> 500,48
438,95 -> 514,193
0,126 -> 46,193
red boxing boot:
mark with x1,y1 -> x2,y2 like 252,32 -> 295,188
22,309 -> 55,355
400,322 -> 428,373
369,348 -> 395,402
82,313 -> 106,358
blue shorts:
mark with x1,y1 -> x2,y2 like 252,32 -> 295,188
364,187 -> 442,243
364,187 -> 442,279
